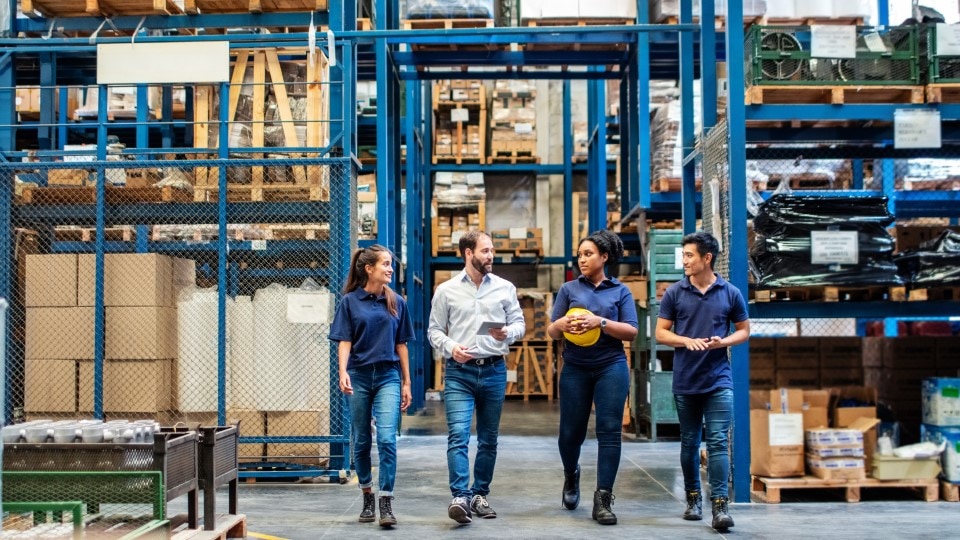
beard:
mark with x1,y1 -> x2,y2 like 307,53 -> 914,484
471,254 -> 492,275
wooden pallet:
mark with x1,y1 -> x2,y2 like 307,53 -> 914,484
498,247 -> 544,258
506,339 -> 554,401
22,0 -> 182,17
257,223 -> 331,240
900,178 -> 960,191
767,173 -> 849,191
926,83 -> 960,103
524,18 -> 633,51
184,0 -> 325,14
748,16 -> 864,27
54,226 -> 136,242
487,154 -> 541,165
19,185 -> 192,205
942,480 -> 959,502
357,17 -> 372,31
654,177 -> 704,192
752,475 -> 939,504
432,248 -> 463,258
907,286 -> 960,302
753,285 -> 906,303
403,18 -> 499,51
746,85 -> 924,105
193,184 -> 327,202
432,155 -> 485,165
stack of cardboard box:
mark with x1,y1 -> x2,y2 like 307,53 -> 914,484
489,80 -> 537,162
490,228 -> 543,254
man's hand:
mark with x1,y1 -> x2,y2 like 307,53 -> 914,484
488,327 -> 508,341
339,372 -> 353,395
451,344 -> 475,363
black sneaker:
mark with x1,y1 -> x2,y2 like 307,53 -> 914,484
683,490 -> 702,521
470,495 -> 497,519
359,492 -> 375,523
448,496 -> 472,524
712,496 -> 734,531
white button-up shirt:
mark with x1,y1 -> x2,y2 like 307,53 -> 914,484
428,270 -> 526,359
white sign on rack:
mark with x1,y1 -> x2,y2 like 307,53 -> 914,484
811,230 -> 858,265
894,109 -> 942,149
937,23 -> 960,56
450,108 -> 469,123
811,25 -> 857,58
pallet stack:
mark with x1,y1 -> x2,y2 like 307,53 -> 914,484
490,228 -> 543,256
488,80 -> 537,164
433,80 -> 486,164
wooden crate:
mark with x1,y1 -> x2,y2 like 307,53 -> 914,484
431,198 -> 486,257
506,340 -> 554,400
193,48 -> 330,202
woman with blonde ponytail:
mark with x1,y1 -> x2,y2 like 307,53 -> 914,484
329,245 -> 414,528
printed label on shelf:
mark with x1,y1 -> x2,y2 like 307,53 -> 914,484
506,369 -> 518,383
894,109 -> 942,149
514,123 -> 533,134
768,413 -> 804,446
250,239 -> 267,251
509,227 -> 527,240
937,24 -> 960,56
863,31 -> 887,53
810,230 -> 858,265
810,25 -> 856,59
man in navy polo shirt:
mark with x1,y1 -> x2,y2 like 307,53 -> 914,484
655,231 -> 750,532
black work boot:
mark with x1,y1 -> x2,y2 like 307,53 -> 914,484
683,490 -> 703,521
562,465 -> 581,510
359,492 -> 376,522
711,496 -> 734,531
591,489 -> 617,525
379,496 -> 397,527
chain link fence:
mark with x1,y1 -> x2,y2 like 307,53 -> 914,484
2,47 -> 355,528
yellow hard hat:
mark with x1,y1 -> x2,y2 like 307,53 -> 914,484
563,307 -> 601,347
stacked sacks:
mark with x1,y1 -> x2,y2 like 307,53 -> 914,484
751,195 -> 902,288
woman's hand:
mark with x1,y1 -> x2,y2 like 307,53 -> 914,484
559,313 -> 587,334
339,372 -> 353,395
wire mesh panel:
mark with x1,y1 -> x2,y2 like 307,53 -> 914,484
701,120 -> 731,277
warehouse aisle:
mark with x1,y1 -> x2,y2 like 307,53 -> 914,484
179,401 -> 955,539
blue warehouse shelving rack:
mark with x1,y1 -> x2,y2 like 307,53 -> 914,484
1,4 -> 363,481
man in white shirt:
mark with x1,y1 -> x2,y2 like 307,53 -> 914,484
428,230 -> 526,525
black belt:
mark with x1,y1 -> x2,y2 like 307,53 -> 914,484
449,356 -> 503,366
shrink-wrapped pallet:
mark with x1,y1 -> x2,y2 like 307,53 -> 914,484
177,287 -> 220,412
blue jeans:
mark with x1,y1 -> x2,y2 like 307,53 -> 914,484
674,387 -> 734,499
558,360 -> 629,491
345,362 -> 401,496
444,358 -> 507,499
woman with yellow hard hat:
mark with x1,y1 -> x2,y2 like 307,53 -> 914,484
547,230 -> 639,526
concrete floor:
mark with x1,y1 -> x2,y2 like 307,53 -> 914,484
182,400 -> 956,539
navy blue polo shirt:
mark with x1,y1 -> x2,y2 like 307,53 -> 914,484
658,274 -> 748,395
328,288 -> 415,369
551,275 -> 639,368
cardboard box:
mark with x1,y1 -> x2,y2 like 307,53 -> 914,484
79,359 -> 174,413
883,338 -> 937,370
78,253 -> 176,307
26,307 -> 94,360
937,338 -> 960,371
862,337 -> 883,368
776,369 -> 819,389
750,368 -> 776,389
266,410 -> 331,465
24,359 -> 78,412
806,457 -> 865,480
802,390 -> 830,430
105,307 -> 177,360
922,377 -> 960,426
820,337 -> 865,368
830,386 -> 877,426
776,337 -> 819,369
820,367 -> 863,387
750,408 -> 805,478
25,254 -> 79,307
871,455 -> 941,481
750,337 -> 777,370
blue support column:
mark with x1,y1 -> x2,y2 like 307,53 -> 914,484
405,79 -> 425,412
699,0 -> 716,131
0,50 -> 11,423
638,0 -> 651,211
881,159 -> 895,215
136,85 -> 149,149
852,159 -> 864,189
375,0 -> 399,252
161,87 -> 173,150
724,0 -> 751,504
93,86 -> 109,419
217,81 -> 230,427
679,0 -> 695,234
38,52 -> 54,151
587,72 -> 607,236
563,81 -> 574,263
58,88 -> 69,150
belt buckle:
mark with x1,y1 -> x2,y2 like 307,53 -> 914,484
477,358 -> 486,366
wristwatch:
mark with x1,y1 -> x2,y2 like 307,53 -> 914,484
600,318 -> 607,333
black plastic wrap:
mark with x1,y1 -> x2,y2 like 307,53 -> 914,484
751,195 -> 902,288
894,230 -> 960,287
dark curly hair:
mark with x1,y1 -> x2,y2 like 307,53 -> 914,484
579,230 -> 624,267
